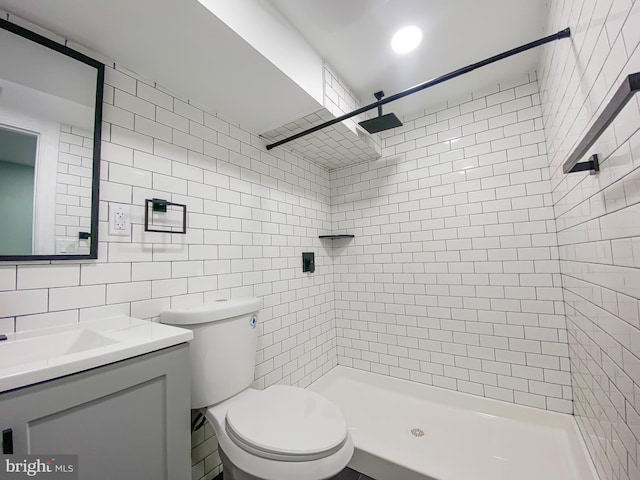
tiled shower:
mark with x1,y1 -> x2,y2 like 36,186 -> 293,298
1,0 -> 640,480
331,72 -> 573,412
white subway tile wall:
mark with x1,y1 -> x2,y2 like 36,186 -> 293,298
540,0 -> 640,479
260,108 -> 380,170
0,46 -> 336,479
330,73 -> 574,413
56,124 -> 94,254
260,63 -> 382,170
191,412 -> 221,480
323,62 -> 377,134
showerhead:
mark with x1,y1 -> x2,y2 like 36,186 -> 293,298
359,113 -> 403,134
358,90 -> 403,134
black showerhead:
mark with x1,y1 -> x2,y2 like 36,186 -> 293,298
359,113 -> 403,134
358,90 -> 403,134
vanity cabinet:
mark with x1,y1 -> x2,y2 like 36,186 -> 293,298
0,343 -> 191,480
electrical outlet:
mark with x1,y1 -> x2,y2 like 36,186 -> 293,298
109,204 -> 130,236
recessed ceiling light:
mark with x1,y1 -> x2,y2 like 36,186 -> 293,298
391,26 -> 423,54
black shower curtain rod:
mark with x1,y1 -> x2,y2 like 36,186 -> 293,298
265,27 -> 571,151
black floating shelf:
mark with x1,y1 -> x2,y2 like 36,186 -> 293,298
319,235 -> 355,239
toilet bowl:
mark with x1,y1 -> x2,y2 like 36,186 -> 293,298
160,298 -> 353,480
204,387 -> 354,480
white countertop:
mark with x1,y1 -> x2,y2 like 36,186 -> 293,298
0,316 -> 193,393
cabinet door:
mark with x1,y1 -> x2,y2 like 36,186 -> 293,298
0,344 -> 190,480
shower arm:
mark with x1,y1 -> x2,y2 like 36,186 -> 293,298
265,28 -> 571,151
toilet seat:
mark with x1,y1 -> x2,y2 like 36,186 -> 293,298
203,387 -> 354,480
225,385 -> 348,462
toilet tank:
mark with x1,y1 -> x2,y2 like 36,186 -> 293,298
160,297 -> 262,408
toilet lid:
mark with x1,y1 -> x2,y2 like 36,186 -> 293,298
225,385 -> 348,460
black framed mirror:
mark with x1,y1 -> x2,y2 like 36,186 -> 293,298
0,18 -> 103,261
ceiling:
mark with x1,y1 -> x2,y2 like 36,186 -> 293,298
0,0 -> 547,142
0,0 -> 322,134
268,0 -> 547,119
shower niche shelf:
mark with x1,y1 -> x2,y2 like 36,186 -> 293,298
319,234 -> 354,239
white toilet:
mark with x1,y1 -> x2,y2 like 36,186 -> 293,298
160,297 -> 354,480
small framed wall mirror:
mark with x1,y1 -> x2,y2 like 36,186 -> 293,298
0,18 -> 104,261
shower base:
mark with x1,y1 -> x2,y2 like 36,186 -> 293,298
308,366 -> 597,480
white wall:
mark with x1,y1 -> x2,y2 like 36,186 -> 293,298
330,74 -> 573,413
539,0 -> 640,479
55,124 -> 93,254
0,60 -> 337,480
199,0 -> 325,106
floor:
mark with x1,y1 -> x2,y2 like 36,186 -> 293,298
212,467 -> 374,480
331,467 -> 374,480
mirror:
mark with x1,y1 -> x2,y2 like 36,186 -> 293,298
0,18 -> 103,260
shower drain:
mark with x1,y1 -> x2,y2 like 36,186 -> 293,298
410,428 -> 425,437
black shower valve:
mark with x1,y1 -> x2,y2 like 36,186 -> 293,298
302,252 -> 315,273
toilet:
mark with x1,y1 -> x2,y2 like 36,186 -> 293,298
160,297 -> 354,480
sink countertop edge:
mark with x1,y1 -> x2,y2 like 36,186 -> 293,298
0,316 -> 193,393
